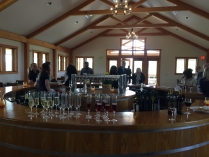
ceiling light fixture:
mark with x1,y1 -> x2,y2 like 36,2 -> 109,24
110,0 -> 132,15
126,28 -> 138,40
46,2 -> 52,6
86,15 -> 93,18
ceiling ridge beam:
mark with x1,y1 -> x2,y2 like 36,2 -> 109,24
26,0 -> 95,39
0,0 -> 17,12
91,24 -> 175,29
167,0 -> 209,20
68,6 -> 187,15
55,15 -> 110,46
157,28 -> 207,52
151,13 -> 209,41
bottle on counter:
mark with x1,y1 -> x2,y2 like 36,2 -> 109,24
167,91 -> 172,115
24,91 -> 29,106
177,90 -> 185,115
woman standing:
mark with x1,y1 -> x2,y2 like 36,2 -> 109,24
64,64 -> 77,86
132,68 -> 145,84
39,63 -> 51,92
200,67 -> 209,96
109,65 -> 118,89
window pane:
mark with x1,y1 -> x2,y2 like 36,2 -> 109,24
147,50 -> 160,56
86,58 -> 93,69
64,57 -> 66,70
148,61 -> 157,85
107,50 -> 119,56
133,39 -> 145,50
58,56 -> 61,71
121,39 -> 132,50
121,39 -> 145,50
188,59 -> 196,74
5,48 -> 12,71
109,60 -> 117,72
42,54 -> 46,63
133,51 -> 144,56
77,58 -> 84,71
34,53 -> 38,64
133,61 -> 142,73
176,59 -> 185,73
121,50 -> 132,55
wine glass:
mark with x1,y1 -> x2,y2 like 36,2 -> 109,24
28,93 -> 34,118
77,94 -> 82,116
91,86 -> 95,93
184,98 -> 192,114
204,97 -> 209,106
104,95 -> 110,122
102,94 -> 106,118
86,94 -> 92,120
74,94 -> 81,118
48,92 -> 55,118
169,103 -> 175,122
33,91 -> 39,116
112,94 -> 117,122
54,92 -> 60,116
69,79 -> 72,93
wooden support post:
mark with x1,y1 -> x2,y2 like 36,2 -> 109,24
53,49 -> 57,79
24,43 -> 30,82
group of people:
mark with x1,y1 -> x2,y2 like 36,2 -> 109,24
180,63 -> 209,96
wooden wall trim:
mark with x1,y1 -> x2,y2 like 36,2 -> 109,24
53,49 -> 57,79
24,43 -> 30,82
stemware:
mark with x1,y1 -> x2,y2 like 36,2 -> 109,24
77,94 -> 82,116
204,97 -> 209,106
28,92 -> 34,118
169,104 -> 175,122
33,91 -> 39,116
104,95 -> 110,122
184,98 -> 192,114
54,92 -> 60,116
48,92 -> 55,118
69,79 -> 72,93
102,94 -> 106,117
86,94 -> 92,119
74,94 -> 81,118
91,86 -> 95,93
95,94 -> 102,122
112,94 -> 117,122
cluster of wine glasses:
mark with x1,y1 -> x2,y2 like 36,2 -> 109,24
85,93 -> 118,123
27,90 -> 82,120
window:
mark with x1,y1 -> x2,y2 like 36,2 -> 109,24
121,38 -> 145,56
175,57 -> 198,74
76,57 -> 94,71
0,44 -> 18,73
58,55 -> 69,71
33,50 -> 49,68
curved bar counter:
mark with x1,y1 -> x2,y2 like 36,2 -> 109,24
0,86 -> 209,157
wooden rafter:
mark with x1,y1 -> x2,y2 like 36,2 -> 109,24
151,13 -> 209,42
55,15 -> 110,46
157,28 -> 207,52
136,14 -> 152,24
91,24 -> 174,29
167,0 -> 209,20
26,0 -> 95,39
132,0 -> 147,8
0,0 -> 17,12
110,16 -> 126,25
69,6 -> 187,15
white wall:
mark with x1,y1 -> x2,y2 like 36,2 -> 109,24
73,36 -> 206,87
0,38 -> 24,83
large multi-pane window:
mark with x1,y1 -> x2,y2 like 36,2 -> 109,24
33,50 -> 49,68
175,57 -> 198,74
58,55 -> 69,71
0,44 -> 18,73
76,57 -> 94,71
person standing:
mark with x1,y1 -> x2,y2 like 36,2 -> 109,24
126,65 -> 131,84
28,63 -> 39,85
132,68 -> 145,84
200,67 -> 209,97
64,64 -> 77,86
39,63 -> 52,92
109,65 -> 118,89
80,61 -> 94,75
118,60 -> 127,75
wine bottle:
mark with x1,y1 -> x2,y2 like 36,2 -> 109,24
177,90 -> 184,115
167,92 -> 172,115
24,92 -> 29,106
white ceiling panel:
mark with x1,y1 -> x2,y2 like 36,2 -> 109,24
34,15 -> 104,44
181,0 -> 209,13
142,28 -> 162,33
60,29 -> 105,48
0,0 -> 84,36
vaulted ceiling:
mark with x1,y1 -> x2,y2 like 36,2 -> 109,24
0,0 -> 209,52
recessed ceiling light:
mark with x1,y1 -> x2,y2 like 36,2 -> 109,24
172,11 -> 177,15
86,15 -> 93,18
46,2 -> 52,6
185,16 -> 190,19
75,21 -> 78,24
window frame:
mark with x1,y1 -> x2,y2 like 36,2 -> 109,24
58,54 -> 69,72
0,44 -> 18,74
175,57 -> 199,75
32,50 -> 49,69
75,56 -> 94,72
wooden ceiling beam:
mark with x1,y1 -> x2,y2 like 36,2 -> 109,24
135,28 -> 148,34
167,0 -> 209,20
136,14 -> 152,24
101,33 -> 168,37
55,15 -> 110,46
69,6 -> 187,15
157,28 -> 207,52
110,16 -> 126,25
91,24 -> 175,29
151,13 -> 209,41
0,0 -> 17,12
132,0 -> 147,8
26,0 -> 95,39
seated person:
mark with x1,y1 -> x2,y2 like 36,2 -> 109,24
200,67 -> 209,96
181,69 -> 197,88
132,68 -> 145,84
28,63 -> 39,85
80,61 -> 94,75
109,65 -> 118,89
64,64 -> 77,86
39,63 -> 52,92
